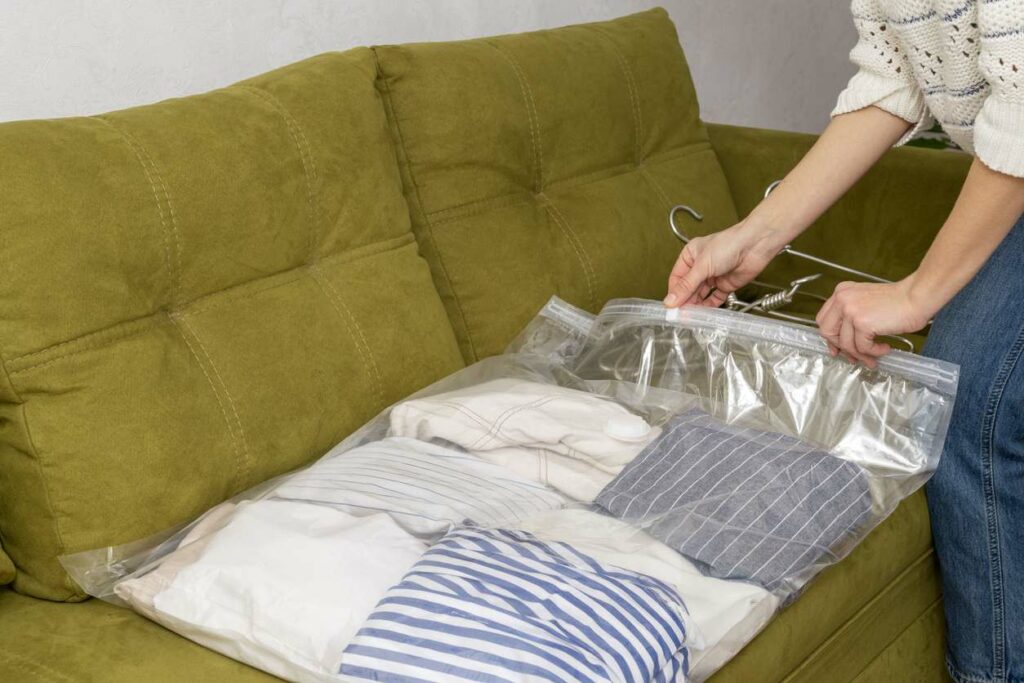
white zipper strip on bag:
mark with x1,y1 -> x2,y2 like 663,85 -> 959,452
537,296 -> 597,338
597,299 -> 959,396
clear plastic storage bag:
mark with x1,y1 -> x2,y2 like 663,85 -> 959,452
61,297 -> 958,683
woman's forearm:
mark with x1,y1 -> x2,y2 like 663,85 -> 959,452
747,106 -> 912,247
908,158 -> 1024,316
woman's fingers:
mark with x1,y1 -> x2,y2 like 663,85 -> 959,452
703,285 -> 731,308
664,257 -> 710,307
839,318 -> 863,364
820,295 -> 869,364
665,243 -> 708,307
852,325 -> 890,365
815,296 -> 841,356
840,318 -> 877,367
695,279 -> 715,304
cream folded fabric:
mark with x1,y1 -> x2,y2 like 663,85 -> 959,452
118,500 -> 426,683
116,500 -> 237,620
388,378 -> 660,501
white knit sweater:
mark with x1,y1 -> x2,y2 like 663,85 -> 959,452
834,0 -> 1024,177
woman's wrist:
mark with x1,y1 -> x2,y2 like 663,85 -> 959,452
903,270 -> 951,322
738,210 -> 795,259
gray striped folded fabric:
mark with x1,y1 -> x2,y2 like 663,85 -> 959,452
595,409 -> 873,591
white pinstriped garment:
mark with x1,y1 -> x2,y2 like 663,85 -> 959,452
271,437 -> 565,537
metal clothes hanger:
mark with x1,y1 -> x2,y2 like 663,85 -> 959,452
667,181 -> 916,351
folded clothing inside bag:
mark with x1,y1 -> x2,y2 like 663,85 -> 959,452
270,436 -> 565,536
118,500 -> 426,682
340,525 -> 694,683
596,409 -> 873,592
516,508 -> 778,679
389,378 -> 660,501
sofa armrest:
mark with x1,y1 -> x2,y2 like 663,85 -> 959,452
706,123 -> 972,285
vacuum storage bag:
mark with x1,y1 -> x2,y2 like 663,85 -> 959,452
61,297 -> 958,683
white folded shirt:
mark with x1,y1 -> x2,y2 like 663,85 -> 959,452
388,378 -> 660,501
119,500 -> 427,683
516,508 -> 779,680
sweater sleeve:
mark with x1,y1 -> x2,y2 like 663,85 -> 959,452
832,0 -> 932,145
975,3 -> 1024,177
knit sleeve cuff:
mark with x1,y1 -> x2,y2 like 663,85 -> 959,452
974,96 -> 1024,178
832,69 -> 932,147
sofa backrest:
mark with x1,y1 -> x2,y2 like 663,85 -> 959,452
0,49 -> 464,599
375,8 -> 739,361
0,9 -> 741,600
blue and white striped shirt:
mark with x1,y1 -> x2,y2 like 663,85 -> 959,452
339,526 -> 693,682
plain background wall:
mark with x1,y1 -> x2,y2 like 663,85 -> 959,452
0,1 -> 857,132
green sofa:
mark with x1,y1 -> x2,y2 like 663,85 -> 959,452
0,9 -> 969,682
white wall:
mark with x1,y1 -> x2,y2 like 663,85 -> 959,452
0,1 -> 857,133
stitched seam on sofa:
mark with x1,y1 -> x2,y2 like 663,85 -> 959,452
639,165 -> 676,210
309,264 -> 387,412
171,313 -> 252,492
237,85 -> 320,260
424,142 -> 716,227
779,548 -> 939,683
186,271 -> 306,317
8,317 -> 177,376
430,191 -> 537,226
93,116 -> 183,305
489,42 -> 543,192
0,648 -> 74,683
537,194 -> 598,310
588,25 -> 644,164
187,234 -> 414,315
373,48 -> 479,361
860,598 -> 944,678
239,85 -> 387,412
5,234 -> 416,372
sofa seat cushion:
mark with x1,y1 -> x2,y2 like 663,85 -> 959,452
0,490 -> 936,683
0,589 -> 276,683
0,49 -> 464,600
375,9 -> 740,361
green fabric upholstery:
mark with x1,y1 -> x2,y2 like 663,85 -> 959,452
851,601 -> 950,683
0,49 -> 464,600
0,547 -> 13,586
376,8 -> 739,361
0,589 -> 273,682
0,10 -> 955,682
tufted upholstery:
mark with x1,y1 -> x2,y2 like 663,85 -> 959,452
0,49 -> 465,600
0,10 -> 963,682
376,8 -> 740,361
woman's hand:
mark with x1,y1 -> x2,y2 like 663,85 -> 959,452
664,219 -> 786,308
815,277 -> 936,368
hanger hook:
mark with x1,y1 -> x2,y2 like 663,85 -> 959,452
668,205 -> 704,243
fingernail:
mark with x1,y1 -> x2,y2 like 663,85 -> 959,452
663,293 -> 678,307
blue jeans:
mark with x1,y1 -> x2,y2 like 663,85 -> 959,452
924,214 -> 1024,683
